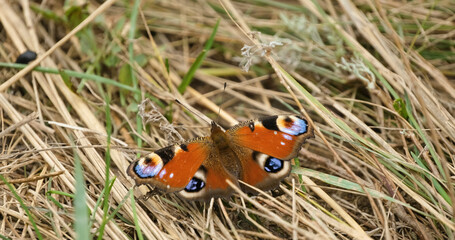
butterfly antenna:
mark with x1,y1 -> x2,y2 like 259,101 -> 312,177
175,99 -> 212,125
215,82 -> 227,123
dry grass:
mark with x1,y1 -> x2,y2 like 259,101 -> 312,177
1,0 -> 455,239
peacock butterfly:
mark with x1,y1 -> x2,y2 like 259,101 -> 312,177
127,115 -> 314,201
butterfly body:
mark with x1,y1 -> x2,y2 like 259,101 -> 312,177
127,115 -> 313,201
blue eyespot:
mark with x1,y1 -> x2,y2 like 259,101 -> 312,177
135,162 -> 162,178
184,177 -> 205,192
264,157 -> 284,173
280,117 -> 308,136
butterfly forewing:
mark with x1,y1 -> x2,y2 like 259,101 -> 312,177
127,139 -> 211,192
228,115 -> 313,160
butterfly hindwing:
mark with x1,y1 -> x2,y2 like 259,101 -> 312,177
177,162 -> 239,201
178,125 -> 241,200
227,115 -> 313,190
237,149 -> 292,192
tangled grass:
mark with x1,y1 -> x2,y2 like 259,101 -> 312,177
1,0 -> 454,239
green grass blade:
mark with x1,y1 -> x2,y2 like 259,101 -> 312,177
0,175 -> 43,240
130,190 -> 144,240
0,234 -> 11,240
96,93 -> 114,240
293,167 -> 429,217
0,62 -> 140,93
128,0 -> 144,150
74,151 -> 90,240
178,19 -> 220,94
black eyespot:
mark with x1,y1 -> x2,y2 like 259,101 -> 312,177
184,177 -> 205,192
143,157 -> 151,164
264,157 -> 284,173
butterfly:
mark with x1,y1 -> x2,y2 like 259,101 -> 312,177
127,115 -> 314,201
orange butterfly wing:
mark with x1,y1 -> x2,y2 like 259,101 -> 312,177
227,115 -> 313,190
177,159 -> 239,201
127,140 -> 211,192
228,115 -> 313,160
